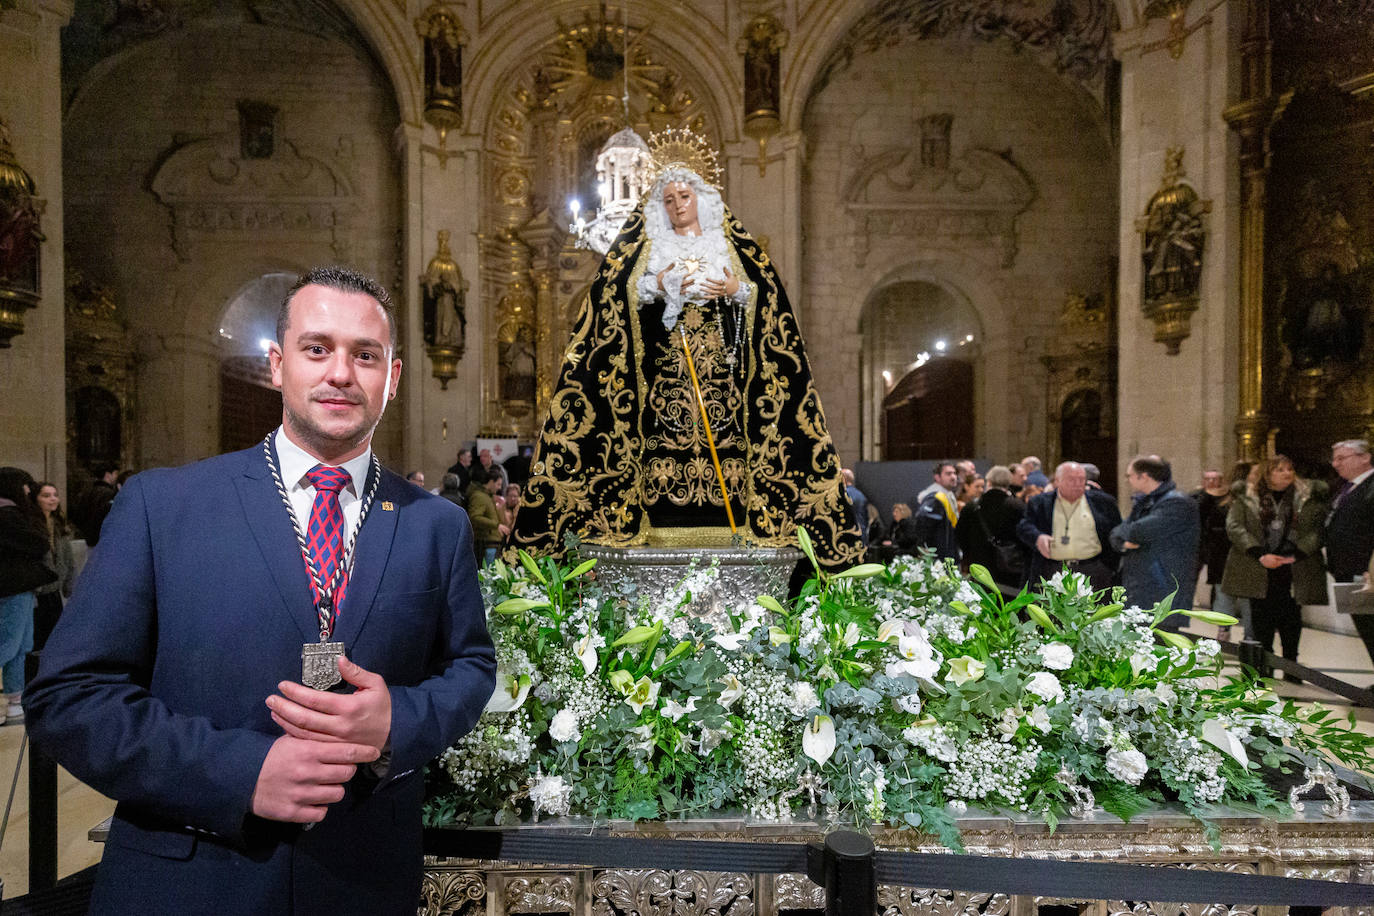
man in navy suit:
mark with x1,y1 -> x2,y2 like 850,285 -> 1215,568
1017,461 -> 1121,592
24,266 -> 496,915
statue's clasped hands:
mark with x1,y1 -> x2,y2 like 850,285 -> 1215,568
657,262 -> 740,299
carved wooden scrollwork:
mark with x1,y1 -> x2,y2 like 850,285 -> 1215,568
878,885 -> 1010,916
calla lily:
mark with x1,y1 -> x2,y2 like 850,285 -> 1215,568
718,673 -> 744,707
1202,718 -> 1250,769
946,656 -> 986,686
624,676 -> 661,715
574,632 -> 600,676
485,670 -> 531,712
802,714 -> 836,766
768,626 -> 793,646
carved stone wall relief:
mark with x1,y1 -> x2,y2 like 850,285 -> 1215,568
843,115 -> 1035,269
149,134 -> 356,263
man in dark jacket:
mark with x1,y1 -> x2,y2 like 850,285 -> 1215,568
912,463 -> 960,562
1110,455 -> 1200,630
1017,461 -> 1120,591
75,462 -> 119,547
1327,439 -> 1374,663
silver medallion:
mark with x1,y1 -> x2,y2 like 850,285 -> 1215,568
302,640 -> 345,690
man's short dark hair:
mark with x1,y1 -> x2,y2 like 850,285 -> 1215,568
91,461 -> 119,479
932,461 -> 955,478
278,265 -> 397,350
469,466 -> 491,486
1130,455 -> 1171,483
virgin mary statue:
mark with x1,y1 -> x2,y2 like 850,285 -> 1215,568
510,129 -> 861,566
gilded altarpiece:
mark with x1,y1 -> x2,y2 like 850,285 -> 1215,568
1265,84 -> 1374,469
479,11 -> 717,440
64,272 -> 135,479
1041,292 -> 1117,486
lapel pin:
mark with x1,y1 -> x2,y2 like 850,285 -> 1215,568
382,501 -> 394,511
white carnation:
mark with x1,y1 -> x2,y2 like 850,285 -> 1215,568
1025,671 -> 1064,703
548,709 -> 581,744
785,681 -> 820,717
1038,643 -> 1074,670
1105,747 -> 1148,785
529,774 -> 573,816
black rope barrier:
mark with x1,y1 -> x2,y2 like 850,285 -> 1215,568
423,827 -> 1374,907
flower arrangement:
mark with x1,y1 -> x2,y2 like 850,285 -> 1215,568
425,533 -> 1374,849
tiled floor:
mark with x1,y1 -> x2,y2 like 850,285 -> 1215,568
0,628 -> 1370,898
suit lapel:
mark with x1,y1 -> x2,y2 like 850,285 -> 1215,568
334,467 -> 399,648
232,442 -> 318,643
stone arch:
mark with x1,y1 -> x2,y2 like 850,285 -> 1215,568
854,264 -> 992,461
63,0 -> 416,125
787,0 -> 1116,133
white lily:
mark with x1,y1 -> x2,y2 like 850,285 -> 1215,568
1201,718 -> 1250,769
624,676 -> 661,715
842,622 -> 862,648
886,633 -> 940,679
661,695 -> 699,722
718,673 -> 744,707
802,714 -> 836,766
485,669 -> 530,713
877,619 -> 906,644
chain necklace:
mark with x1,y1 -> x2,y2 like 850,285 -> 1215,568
262,434 -> 381,639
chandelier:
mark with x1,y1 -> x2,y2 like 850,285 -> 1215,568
568,127 -> 652,256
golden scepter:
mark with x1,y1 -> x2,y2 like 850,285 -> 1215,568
676,327 -> 738,534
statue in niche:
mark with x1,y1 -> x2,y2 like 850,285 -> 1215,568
1283,263 -> 1366,368
416,5 -> 465,136
499,323 -> 536,403
420,230 -> 466,352
0,119 -> 42,301
1278,187 -> 1370,370
1143,208 -> 1204,302
740,15 -> 785,121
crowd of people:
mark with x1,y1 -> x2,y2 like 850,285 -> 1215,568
847,439 -> 1374,675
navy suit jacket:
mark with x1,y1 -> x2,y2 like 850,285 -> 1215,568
24,444 -> 496,915
1016,488 -> 1121,585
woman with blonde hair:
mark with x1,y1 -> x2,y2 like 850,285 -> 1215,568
1220,455 -> 1328,678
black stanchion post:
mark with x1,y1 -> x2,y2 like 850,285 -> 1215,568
24,651 -> 57,893
1237,638 -> 1266,675
806,830 -> 876,916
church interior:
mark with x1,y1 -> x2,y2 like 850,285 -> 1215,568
3,0 -> 1372,500
2,0 -> 1374,899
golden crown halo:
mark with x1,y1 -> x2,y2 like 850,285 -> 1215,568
646,127 -> 722,188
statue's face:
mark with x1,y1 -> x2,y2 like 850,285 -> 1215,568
662,181 -> 699,233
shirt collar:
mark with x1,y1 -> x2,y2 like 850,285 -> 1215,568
1351,467 -> 1374,488
274,426 -> 372,495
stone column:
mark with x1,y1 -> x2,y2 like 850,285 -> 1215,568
0,0 -> 74,487
1113,0 -> 1244,491
1222,0 -> 1273,464
136,332 -> 221,468
403,122 -> 485,481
